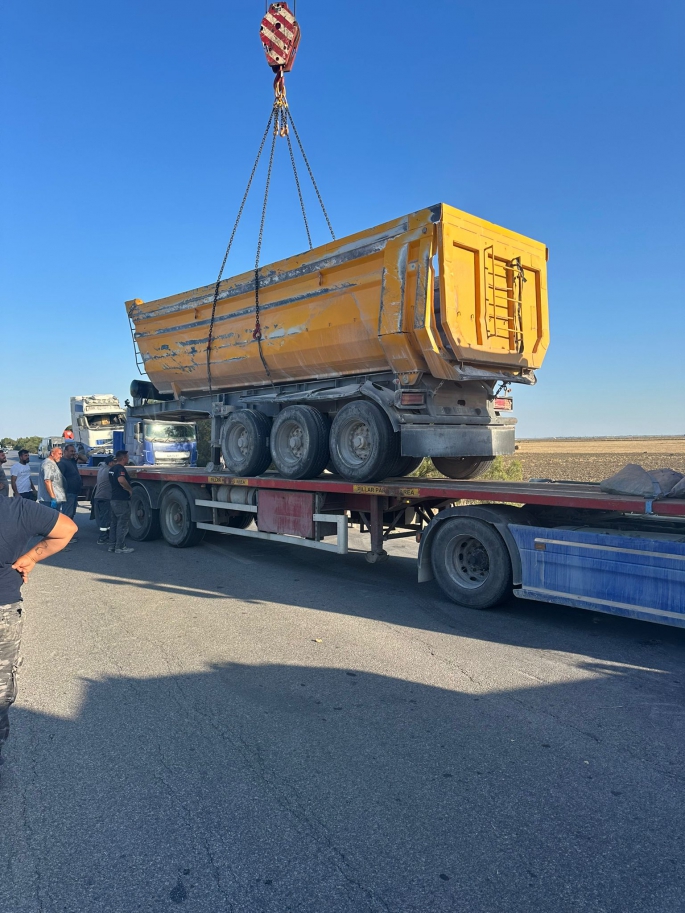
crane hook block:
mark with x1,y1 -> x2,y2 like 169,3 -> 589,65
260,3 -> 301,73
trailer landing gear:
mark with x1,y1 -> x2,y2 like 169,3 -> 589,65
365,496 -> 389,564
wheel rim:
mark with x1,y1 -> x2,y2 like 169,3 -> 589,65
338,418 -> 372,468
274,419 -> 307,468
165,497 -> 185,537
225,422 -> 251,464
130,491 -> 147,532
445,535 -> 490,589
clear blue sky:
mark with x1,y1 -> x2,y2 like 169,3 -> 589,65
1,1 -> 683,439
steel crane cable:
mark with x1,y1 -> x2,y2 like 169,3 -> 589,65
283,108 -> 313,251
206,96 -> 335,393
286,106 -> 336,242
252,104 -> 281,385
206,108 -> 275,395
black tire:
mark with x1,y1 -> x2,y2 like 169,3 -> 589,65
129,485 -> 161,541
269,406 -> 330,480
159,486 -> 205,548
431,456 -> 495,480
430,517 -> 512,609
225,512 -> 254,530
387,455 -> 423,478
220,411 -> 272,476
329,401 -> 400,483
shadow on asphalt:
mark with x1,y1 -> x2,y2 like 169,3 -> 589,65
2,657 -> 685,912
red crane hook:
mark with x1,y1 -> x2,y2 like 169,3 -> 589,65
260,2 -> 301,98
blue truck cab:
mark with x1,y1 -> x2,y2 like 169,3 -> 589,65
112,419 -> 198,467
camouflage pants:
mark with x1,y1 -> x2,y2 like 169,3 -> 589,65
0,603 -> 23,749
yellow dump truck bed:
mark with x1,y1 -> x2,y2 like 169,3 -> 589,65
128,203 -> 549,397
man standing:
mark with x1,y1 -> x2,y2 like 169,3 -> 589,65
58,443 -> 86,521
38,446 -> 66,511
0,451 -> 8,498
0,497 -> 77,767
93,455 -> 114,545
108,450 -> 134,554
11,450 -> 37,501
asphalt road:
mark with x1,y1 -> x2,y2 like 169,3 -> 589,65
1,455 -> 685,912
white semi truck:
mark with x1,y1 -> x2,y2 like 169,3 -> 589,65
70,395 -> 127,452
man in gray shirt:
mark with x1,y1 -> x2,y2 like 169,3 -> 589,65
93,455 -> 114,544
38,447 -> 66,510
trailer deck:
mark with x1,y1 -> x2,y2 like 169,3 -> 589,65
80,466 -> 685,518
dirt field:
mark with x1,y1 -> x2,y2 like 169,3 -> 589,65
505,437 -> 685,483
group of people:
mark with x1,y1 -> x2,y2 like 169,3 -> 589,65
92,450 -> 135,553
0,445 -> 137,771
0,445 -> 136,554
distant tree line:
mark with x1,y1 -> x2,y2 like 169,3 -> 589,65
0,436 -> 42,453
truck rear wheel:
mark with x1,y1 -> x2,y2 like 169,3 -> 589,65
431,456 -> 495,479
430,517 -> 511,608
329,401 -> 400,483
220,411 -> 272,476
159,486 -> 205,548
270,406 -> 330,480
129,485 -> 161,541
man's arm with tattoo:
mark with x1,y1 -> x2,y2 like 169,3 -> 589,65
12,514 -> 77,583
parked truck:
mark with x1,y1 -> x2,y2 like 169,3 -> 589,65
71,394 -> 197,466
78,205 -> 685,629
112,419 -> 198,467
126,203 -> 549,483
71,395 -> 126,452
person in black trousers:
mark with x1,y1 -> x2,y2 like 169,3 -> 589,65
108,451 -> 135,554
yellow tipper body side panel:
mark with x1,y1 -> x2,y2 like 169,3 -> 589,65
128,204 -> 549,396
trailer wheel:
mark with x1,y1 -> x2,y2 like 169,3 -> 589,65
220,411 -> 272,476
430,517 -> 512,609
329,401 -> 400,483
129,485 -> 161,541
270,406 -> 330,480
159,487 -> 205,548
431,456 -> 495,480
387,455 -> 423,478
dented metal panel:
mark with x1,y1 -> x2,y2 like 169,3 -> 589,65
257,489 -> 315,538
128,204 -> 549,396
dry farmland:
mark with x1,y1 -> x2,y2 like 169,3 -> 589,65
505,437 -> 685,483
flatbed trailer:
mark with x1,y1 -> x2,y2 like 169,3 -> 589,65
79,467 -> 685,629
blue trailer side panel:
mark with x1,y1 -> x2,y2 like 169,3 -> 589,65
510,525 -> 685,628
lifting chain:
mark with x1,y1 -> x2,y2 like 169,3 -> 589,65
206,3 -> 336,394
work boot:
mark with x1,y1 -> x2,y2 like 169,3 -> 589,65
97,536 -> 109,545
115,546 -> 135,554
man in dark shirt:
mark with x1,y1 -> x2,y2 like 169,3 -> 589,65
58,443 -> 86,521
0,498 -> 76,767
108,450 -> 134,554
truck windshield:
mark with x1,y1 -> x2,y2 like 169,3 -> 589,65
86,413 -> 126,429
144,422 -> 196,443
